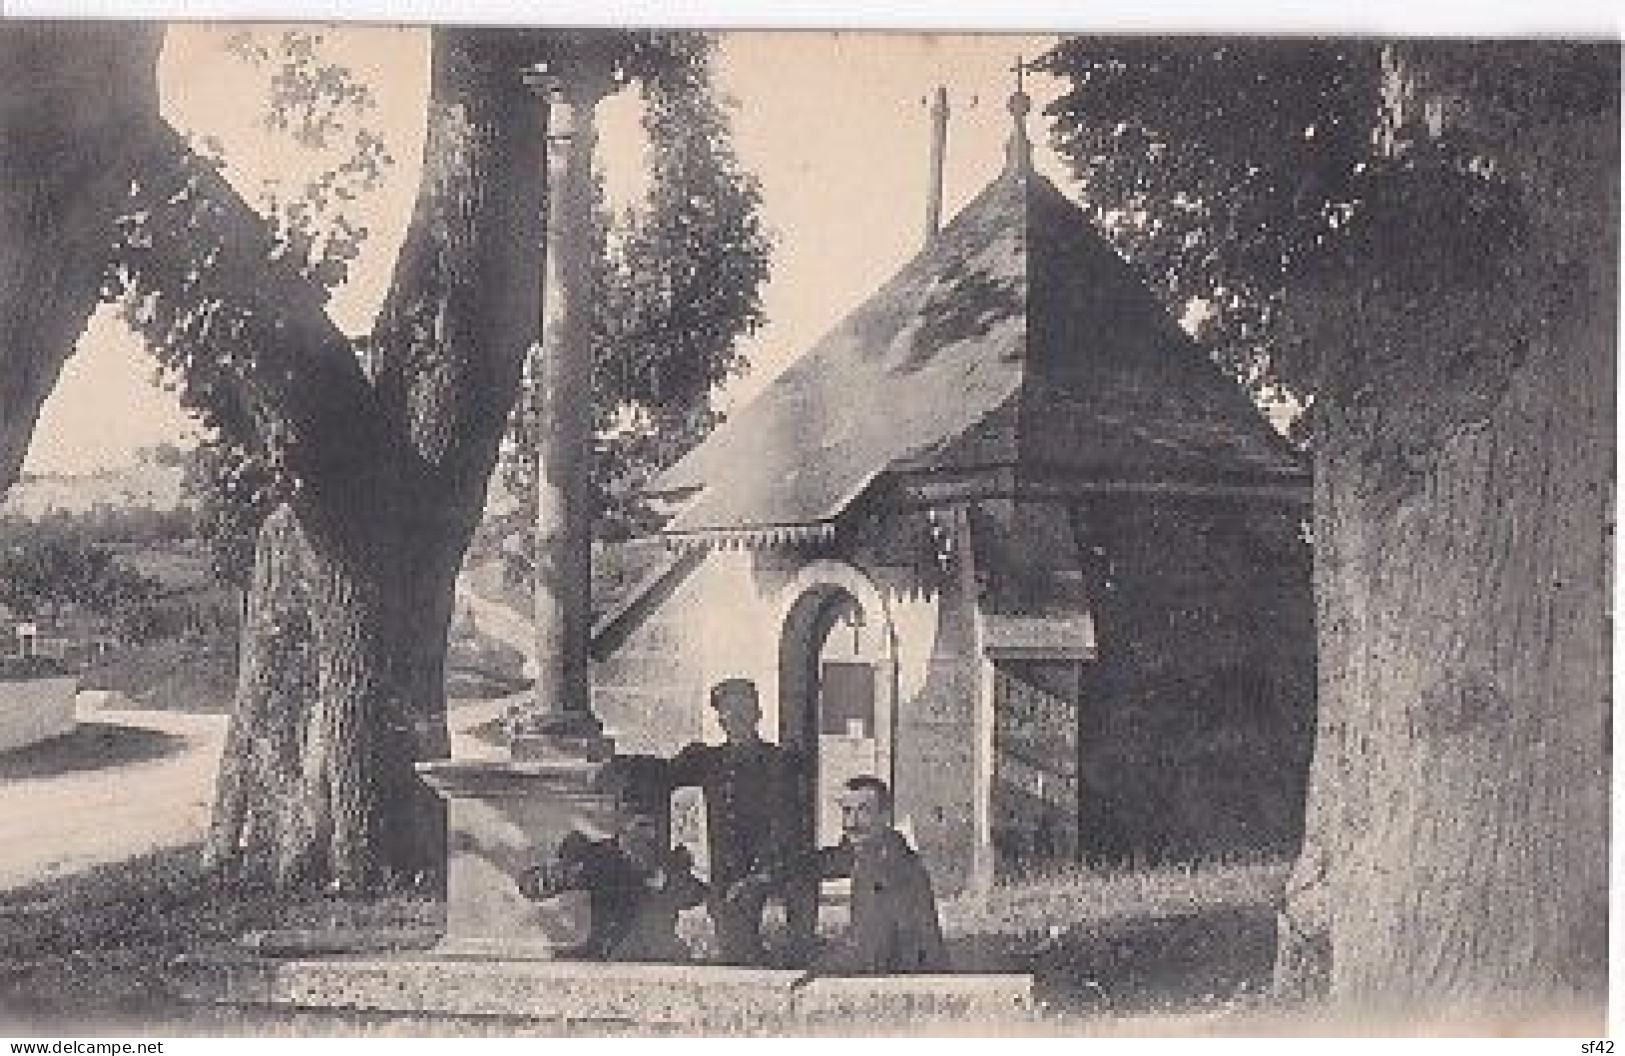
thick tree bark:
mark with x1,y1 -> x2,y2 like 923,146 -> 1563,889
207,501 -> 463,890
201,28 -> 548,890
0,24 -> 163,492
203,506 -> 317,883
1281,101 -> 1614,1028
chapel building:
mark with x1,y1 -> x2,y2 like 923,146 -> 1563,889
588,95 -> 1316,894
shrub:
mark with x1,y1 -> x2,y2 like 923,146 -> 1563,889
0,655 -> 74,681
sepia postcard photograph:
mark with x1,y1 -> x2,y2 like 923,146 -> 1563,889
0,6 -> 1615,1041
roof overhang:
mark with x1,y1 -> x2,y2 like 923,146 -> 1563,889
885,463 -> 1313,508
649,460 -> 1309,556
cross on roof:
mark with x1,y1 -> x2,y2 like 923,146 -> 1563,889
1005,54 -> 1033,170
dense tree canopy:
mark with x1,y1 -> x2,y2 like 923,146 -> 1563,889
0,532 -> 159,622
1038,40 -> 1608,440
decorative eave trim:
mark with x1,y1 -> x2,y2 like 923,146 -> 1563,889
654,469 -> 882,554
658,519 -> 839,553
884,463 -> 1313,507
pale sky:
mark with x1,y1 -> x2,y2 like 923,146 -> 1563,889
22,27 -> 1068,474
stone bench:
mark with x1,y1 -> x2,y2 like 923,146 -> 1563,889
168,952 -> 1034,1031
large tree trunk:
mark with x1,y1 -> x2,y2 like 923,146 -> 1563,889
1281,88 -> 1614,1029
0,23 -> 163,491
200,28 -> 547,891
204,506 -> 316,883
206,500 -> 465,891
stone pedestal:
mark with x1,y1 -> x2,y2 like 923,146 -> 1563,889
416,757 -> 616,959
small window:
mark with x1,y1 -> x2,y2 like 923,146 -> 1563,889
819,661 -> 875,738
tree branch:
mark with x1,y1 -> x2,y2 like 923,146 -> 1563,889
118,117 -> 400,528
368,29 -> 548,501
0,23 -> 165,491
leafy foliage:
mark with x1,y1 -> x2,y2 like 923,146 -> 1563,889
181,436 -> 275,588
0,530 -> 159,622
158,30 -> 768,574
501,33 -> 771,542
1038,39 -> 1381,401
1036,38 -> 1609,440
227,29 -> 378,150
0,509 -> 236,648
113,30 -> 393,586
592,41 -> 770,415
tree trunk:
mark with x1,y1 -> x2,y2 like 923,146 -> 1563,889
297,520 -> 396,889
0,24 -> 163,492
0,24 -> 545,893
206,498 -> 462,891
204,506 -> 316,882
200,28 -> 547,892
1282,104 -> 1614,1029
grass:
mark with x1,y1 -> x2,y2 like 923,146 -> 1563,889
941,854 -> 1289,937
0,845 -> 441,1035
940,855 -> 1290,1022
0,842 -> 1293,1036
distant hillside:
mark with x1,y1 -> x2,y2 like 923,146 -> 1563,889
4,456 -> 188,519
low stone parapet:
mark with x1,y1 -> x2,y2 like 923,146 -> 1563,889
168,953 -> 1035,1032
793,972 -> 1033,1027
0,675 -> 77,753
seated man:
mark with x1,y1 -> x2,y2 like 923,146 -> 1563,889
517,794 -> 706,963
731,775 -> 947,975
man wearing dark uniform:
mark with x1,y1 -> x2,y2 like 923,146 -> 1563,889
517,776 -> 707,963
734,775 -> 947,975
668,678 -> 804,965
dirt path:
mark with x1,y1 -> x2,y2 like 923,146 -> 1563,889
0,706 -> 227,892
455,570 -> 535,673
0,582 -> 532,892
447,573 -> 535,759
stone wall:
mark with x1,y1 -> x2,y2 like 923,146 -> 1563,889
845,509 -> 979,894
991,659 -> 1083,873
0,675 -> 77,753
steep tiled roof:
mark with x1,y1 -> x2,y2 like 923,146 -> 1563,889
650,142 -> 1306,542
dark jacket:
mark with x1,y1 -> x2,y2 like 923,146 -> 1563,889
519,832 -> 707,962
801,830 -> 948,975
668,739 -> 801,886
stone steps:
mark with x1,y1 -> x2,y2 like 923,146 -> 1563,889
169,952 -> 1035,1032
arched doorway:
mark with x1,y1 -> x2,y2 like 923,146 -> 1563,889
776,568 -> 897,850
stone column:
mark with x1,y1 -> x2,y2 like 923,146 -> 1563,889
416,56 -> 621,960
512,65 -> 618,762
